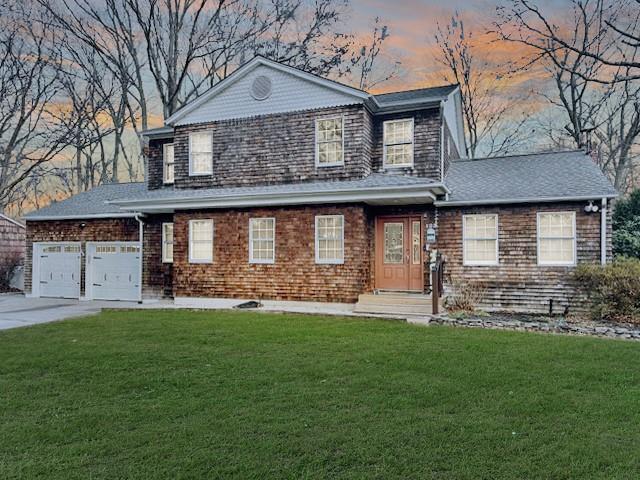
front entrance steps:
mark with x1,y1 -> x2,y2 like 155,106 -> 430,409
354,292 -> 443,317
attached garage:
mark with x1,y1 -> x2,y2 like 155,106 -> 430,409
86,242 -> 141,301
32,243 -> 81,299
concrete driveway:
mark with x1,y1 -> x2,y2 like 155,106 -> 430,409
0,294 -> 167,331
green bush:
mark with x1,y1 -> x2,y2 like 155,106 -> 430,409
574,258 -> 640,323
613,189 -> 640,258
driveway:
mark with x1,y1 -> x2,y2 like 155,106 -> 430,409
0,294 -> 169,330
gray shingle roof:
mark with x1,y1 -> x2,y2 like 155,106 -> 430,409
373,85 -> 458,105
439,150 -> 617,206
111,173 -> 440,204
24,183 -> 147,220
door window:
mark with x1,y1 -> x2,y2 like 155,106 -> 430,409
384,223 -> 404,264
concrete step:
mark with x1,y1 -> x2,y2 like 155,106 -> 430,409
353,303 -> 435,316
356,293 -> 433,306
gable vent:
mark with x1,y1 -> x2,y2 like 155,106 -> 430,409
250,75 -> 272,100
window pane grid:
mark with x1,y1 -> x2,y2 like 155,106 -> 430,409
316,215 -> 344,263
538,213 -> 575,264
463,215 -> 498,265
190,132 -> 212,174
316,118 -> 344,165
164,144 -> 175,183
189,220 -> 213,262
384,119 -> 413,166
250,218 -> 275,263
162,223 -> 174,263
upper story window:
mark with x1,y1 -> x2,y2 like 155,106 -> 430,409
383,118 -> 414,167
463,214 -> 498,266
249,218 -> 275,264
315,117 -> 344,167
537,212 -> 576,266
163,144 -> 175,184
189,131 -> 213,176
315,215 -> 344,264
189,219 -> 214,263
162,223 -> 174,263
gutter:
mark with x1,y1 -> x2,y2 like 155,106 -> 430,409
435,194 -> 618,207
25,212 -> 138,222
600,197 -> 607,265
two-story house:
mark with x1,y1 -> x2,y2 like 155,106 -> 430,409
23,56 -> 617,314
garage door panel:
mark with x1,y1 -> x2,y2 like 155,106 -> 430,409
88,243 -> 140,301
36,243 -> 81,299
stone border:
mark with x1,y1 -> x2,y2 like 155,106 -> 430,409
425,314 -> 640,341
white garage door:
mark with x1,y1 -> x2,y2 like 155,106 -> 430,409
87,242 -> 141,301
34,243 -> 81,298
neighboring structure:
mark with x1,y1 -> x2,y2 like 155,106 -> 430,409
23,56 -> 617,313
0,213 -> 26,291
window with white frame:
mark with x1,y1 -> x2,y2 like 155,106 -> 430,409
315,215 -> 344,264
163,143 -> 175,184
316,117 -> 343,166
537,212 -> 576,265
383,118 -> 414,167
189,132 -> 213,175
463,214 -> 499,265
249,218 -> 275,263
162,223 -> 174,263
189,219 -> 213,263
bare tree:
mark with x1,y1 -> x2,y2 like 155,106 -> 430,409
495,0 -> 640,191
435,12 -> 530,158
0,5 -> 78,210
353,17 -> 399,91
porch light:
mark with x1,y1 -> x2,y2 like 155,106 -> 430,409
584,201 -> 599,213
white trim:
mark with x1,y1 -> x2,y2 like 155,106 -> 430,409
165,57 -> 369,125
162,222 -> 174,263
163,143 -> 175,184
315,115 -> 345,167
85,241 -> 141,301
435,194 -> 617,207
315,214 -> 344,264
109,184 -> 444,213
536,211 -> 577,266
462,214 -> 499,266
248,217 -> 275,264
31,242 -> 81,298
0,213 -> 25,228
25,212 -> 138,221
383,118 -> 414,168
188,131 -> 213,176
188,219 -> 214,263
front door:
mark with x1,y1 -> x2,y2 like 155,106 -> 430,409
375,216 -> 423,291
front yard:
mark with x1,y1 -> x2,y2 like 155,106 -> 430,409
1,310 -> 639,479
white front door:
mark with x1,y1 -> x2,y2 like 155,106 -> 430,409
87,242 -> 141,301
34,243 -> 81,298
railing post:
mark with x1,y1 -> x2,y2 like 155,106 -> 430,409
431,255 -> 439,315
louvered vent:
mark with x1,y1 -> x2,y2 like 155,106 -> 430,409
250,75 -> 272,100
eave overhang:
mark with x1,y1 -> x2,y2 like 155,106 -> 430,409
434,193 -> 618,207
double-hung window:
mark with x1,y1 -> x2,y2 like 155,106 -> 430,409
315,117 -> 344,166
189,132 -> 213,175
463,214 -> 499,265
162,223 -> 174,263
163,144 -> 175,184
537,212 -> 576,265
383,118 -> 414,167
189,219 -> 213,263
315,215 -> 344,264
249,218 -> 275,264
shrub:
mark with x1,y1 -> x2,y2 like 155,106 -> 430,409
613,189 -> 640,258
445,279 -> 487,313
0,253 -> 22,292
574,258 -> 640,323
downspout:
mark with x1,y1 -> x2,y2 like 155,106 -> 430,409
439,101 -> 445,182
135,213 -> 145,303
600,198 -> 607,265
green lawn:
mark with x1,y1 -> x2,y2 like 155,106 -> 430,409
1,310 -> 639,479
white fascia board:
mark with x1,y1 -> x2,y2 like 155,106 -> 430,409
435,194 -> 618,207
165,57 -> 369,126
0,213 -> 25,228
110,186 -> 441,212
24,212 -> 138,221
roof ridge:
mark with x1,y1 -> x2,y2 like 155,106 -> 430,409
373,83 -> 458,97
451,149 -> 586,164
